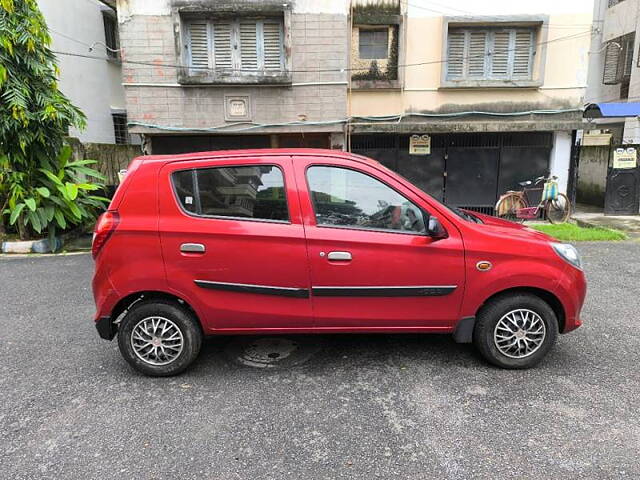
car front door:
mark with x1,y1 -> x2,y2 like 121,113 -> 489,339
293,156 -> 465,329
159,156 -> 313,331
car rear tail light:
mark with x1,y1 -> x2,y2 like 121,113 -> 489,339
92,210 -> 120,259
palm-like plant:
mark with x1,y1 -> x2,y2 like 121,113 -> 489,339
0,0 -> 100,243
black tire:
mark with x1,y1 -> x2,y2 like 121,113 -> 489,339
496,193 -> 526,224
545,193 -> 571,224
117,300 -> 203,376
473,293 -> 558,369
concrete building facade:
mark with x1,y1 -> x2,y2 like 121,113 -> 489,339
579,0 -> 640,214
115,0 -> 593,213
348,0 -> 593,213
38,0 -> 129,144
584,0 -> 640,144
116,0 -> 349,153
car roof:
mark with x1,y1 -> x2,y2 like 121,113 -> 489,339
137,148 -> 379,167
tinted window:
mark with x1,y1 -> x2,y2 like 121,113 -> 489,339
173,170 -> 197,213
172,165 -> 288,221
307,166 -> 425,234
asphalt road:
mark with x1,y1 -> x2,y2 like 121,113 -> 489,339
1,242 -> 639,479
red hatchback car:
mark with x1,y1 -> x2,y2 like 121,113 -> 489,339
92,149 -> 586,376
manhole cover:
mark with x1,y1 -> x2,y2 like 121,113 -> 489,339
225,336 -> 322,369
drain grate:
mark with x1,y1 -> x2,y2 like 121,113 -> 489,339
225,336 -> 323,369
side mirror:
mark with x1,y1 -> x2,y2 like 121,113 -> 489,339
427,216 -> 448,240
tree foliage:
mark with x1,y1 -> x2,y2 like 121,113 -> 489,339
0,0 -> 106,241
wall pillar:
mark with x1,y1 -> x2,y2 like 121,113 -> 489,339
549,131 -> 573,193
623,117 -> 640,143
330,132 -> 346,151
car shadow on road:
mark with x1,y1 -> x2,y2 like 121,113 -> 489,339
189,333 -> 481,375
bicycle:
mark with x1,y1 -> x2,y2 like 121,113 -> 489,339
495,175 -> 571,224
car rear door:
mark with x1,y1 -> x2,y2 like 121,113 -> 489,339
158,155 -> 313,331
292,155 -> 465,329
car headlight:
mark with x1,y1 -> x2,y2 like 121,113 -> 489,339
551,243 -> 582,270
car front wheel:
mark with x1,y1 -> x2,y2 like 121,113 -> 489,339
473,293 -> 559,369
117,300 -> 203,376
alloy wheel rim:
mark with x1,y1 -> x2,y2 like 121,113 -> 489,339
493,309 -> 546,359
131,316 -> 184,366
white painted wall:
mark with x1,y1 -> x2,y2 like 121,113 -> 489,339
38,0 -> 126,143
549,131 -> 573,193
116,0 -> 347,19
406,0 -> 593,17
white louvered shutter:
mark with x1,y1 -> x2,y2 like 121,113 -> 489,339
447,30 -> 465,78
513,30 -> 533,78
213,22 -> 233,70
239,22 -> 258,70
263,21 -> 283,71
188,22 -> 209,70
490,31 -> 510,77
468,31 -> 487,78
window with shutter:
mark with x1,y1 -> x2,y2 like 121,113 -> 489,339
602,41 -> 621,85
513,30 -> 533,78
467,31 -> 487,77
446,26 -> 536,82
186,18 -> 285,77
239,22 -> 258,70
188,22 -> 210,71
446,31 -> 465,78
622,34 -> 634,77
213,23 -> 233,70
490,31 -> 510,77
263,22 -> 284,70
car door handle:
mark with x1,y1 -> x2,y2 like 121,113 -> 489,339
327,251 -> 352,261
180,243 -> 205,253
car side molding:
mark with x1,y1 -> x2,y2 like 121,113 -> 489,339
312,286 -> 457,297
194,280 -> 310,298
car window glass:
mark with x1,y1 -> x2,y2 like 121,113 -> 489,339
172,170 -> 197,213
172,165 -> 288,221
307,166 -> 425,234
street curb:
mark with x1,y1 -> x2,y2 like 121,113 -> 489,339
0,250 -> 90,259
572,216 -> 640,240
1,237 -> 63,254
574,218 -> 596,229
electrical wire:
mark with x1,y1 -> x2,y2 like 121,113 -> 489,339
128,108 -> 584,133
50,28 -> 593,75
49,28 -> 93,48
402,0 -> 596,27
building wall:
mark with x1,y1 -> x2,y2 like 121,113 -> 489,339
116,0 -> 349,137
38,0 -> 126,144
351,0 -> 593,118
585,0 -> 640,143
577,146 -> 609,206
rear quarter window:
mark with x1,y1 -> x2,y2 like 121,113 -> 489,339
171,165 -> 288,222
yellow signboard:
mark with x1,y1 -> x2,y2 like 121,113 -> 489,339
613,147 -> 638,169
409,135 -> 431,155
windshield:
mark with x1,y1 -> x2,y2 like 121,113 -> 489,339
369,161 -> 483,223
440,205 -> 483,223
351,156 -> 486,224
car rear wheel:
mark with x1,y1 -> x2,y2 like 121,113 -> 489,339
117,300 -> 202,376
473,293 -> 558,369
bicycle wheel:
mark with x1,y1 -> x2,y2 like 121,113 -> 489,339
545,193 -> 571,224
496,193 -> 526,223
